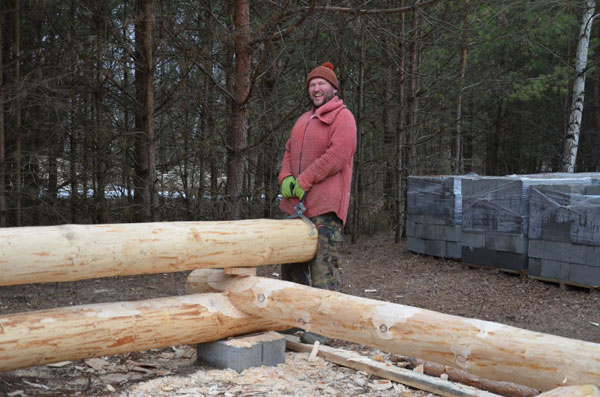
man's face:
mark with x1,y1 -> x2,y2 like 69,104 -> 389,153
308,78 -> 337,108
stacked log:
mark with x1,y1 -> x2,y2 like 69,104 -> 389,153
0,219 -> 316,286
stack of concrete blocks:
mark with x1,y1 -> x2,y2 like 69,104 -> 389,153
406,176 -> 465,259
461,174 -> 599,273
528,183 -> 600,287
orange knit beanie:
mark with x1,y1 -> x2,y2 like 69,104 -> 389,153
306,62 -> 338,90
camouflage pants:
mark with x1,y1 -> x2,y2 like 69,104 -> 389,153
281,212 -> 343,291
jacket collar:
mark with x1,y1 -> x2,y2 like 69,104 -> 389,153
312,96 -> 346,125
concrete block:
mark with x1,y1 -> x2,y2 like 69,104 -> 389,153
407,237 -> 426,254
541,259 -> 570,280
462,230 -> 485,248
584,246 -> 600,266
407,214 -> 448,226
484,232 -> 528,254
435,225 -> 462,242
569,263 -> 600,287
462,246 -> 497,268
446,241 -> 462,259
406,221 -> 417,237
528,257 -> 542,277
586,185 -> 600,195
496,251 -> 528,272
424,239 -> 446,257
197,331 -> 285,373
528,240 -> 589,265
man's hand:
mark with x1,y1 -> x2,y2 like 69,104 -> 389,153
281,176 -> 296,198
293,181 -> 306,200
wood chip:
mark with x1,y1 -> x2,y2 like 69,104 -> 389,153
309,341 -> 320,361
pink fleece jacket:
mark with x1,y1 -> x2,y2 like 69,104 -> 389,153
279,97 -> 357,224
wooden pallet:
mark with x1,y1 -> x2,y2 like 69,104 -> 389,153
528,275 -> 599,294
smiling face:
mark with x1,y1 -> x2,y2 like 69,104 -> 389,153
308,78 -> 337,108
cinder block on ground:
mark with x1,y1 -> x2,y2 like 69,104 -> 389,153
446,241 -> 462,259
424,239 -> 446,257
197,331 -> 285,373
407,236 -> 426,254
570,263 -> 600,286
497,251 -> 528,272
462,246 -> 497,268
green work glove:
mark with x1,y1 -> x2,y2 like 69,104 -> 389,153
281,176 -> 296,198
293,181 -> 306,200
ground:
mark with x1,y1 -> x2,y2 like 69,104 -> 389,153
1,234 -> 598,396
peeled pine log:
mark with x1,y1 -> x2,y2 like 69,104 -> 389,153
209,275 -> 600,392
0,219 -> 316,286
537,385 -> 600,396
396,356 -> 539,397
0,293 -> 285,371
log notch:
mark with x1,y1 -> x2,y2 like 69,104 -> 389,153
0,293 -> 285,371
211,275 -> 600,392
0,219 -> 316,286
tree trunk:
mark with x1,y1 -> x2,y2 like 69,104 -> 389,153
455,0 -> 470,174
134,0 -> 158,222
0,8 -> 6,227
224,0 -> 251,220
0,293 -> 285,371
94,0 -> 108,223
11,0 -> 22,226
395,6 -> 407,244
0,219 -> 317,286
215,276 -> 600,392
351,23 -> 366,243
562,0 -> 596,172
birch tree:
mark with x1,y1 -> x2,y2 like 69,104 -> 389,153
562,0 -> 596,173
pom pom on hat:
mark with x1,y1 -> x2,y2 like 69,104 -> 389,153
322,62 -> 334,70
306,62 -> 338,89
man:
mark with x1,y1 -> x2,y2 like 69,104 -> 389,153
278,62 -> 357,344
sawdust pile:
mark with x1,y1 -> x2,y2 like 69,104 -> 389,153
124,352 -> 427,397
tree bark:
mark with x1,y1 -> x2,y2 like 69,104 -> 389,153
94,0 -> 108,223
397,356 -> 539,397
0,293 -> 285,371
395,4 -> 408,243
562,0 -> 596,172
0,8 -> 6,227
214,276 -> 600,392
11,0 -> 22,226
134,0 -> 159,222
455,0 -> 470,174
224,0 -> 251,220
351,23 -> 366,243
0,219 -> 317,286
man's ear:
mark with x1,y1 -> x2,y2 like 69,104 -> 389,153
334,89 -> 338,95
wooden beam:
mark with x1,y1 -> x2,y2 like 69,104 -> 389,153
285,335 -> 501,397
212,275 -> 600,392
0,219 -> 316,286
0,293 -> 285,371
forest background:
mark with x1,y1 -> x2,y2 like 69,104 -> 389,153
1,0 -> 598,242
